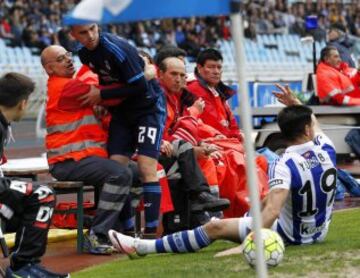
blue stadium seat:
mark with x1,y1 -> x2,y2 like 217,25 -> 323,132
22,47 -> 33,64
0,40 -> 6,50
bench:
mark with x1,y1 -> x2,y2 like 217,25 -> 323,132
1,157 -> 141,251
2,157 -> 49,181
47,181 -> 98,253
2,158 -> 89,253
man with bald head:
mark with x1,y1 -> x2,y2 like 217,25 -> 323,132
157,56 -> 229,219
41,45 -> 134,255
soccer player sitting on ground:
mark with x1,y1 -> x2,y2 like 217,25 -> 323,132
0,73 -> 68,277
108,84 -> 337,255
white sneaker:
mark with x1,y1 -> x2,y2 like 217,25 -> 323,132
108,229 -> 136,255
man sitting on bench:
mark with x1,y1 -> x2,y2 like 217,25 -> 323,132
41,45 -> 135,255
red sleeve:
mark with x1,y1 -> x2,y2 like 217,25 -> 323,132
169,116 -> 200,145
197,121 -> 223,139
57,79 -> 91,111
350,72 -> 360,87
0,154 -> 7,165
317,70 -> 342,104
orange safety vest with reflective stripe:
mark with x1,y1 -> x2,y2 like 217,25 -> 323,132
46,76 -> 108,164
316,62 -> 360,105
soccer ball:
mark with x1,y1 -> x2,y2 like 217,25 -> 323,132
243,229 -> 285,267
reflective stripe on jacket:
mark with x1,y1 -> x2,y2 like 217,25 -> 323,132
46,76 -> 108,164
316,62 -> 360,105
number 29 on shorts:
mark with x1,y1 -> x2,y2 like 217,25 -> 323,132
138,126 -> 158,145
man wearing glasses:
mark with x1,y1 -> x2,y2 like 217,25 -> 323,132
41,45 -> 135,255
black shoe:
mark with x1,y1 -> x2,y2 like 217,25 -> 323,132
191,192 -> 230,212
6,263 -> 70,278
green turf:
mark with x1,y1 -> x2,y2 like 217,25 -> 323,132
73,208 -> 360,278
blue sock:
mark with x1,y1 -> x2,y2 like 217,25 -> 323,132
119,197 -> 134,230
143,181 -> 161,233
154,226 -> 212,253
122,217 -> 135,231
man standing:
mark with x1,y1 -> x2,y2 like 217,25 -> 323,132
109,84 -> 338,256
187,48 -> 241,140
316,46 -> 360,106
41,45 -> 134,255
327,24 -> 355,68
70,24 -> 166,234
0,73 -> 68,277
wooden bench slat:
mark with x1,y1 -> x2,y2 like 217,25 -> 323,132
48,181 -> 84,189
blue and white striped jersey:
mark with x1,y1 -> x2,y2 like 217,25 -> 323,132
268,134 -> 337,245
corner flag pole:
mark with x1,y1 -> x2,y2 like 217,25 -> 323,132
229,1 -> 267,277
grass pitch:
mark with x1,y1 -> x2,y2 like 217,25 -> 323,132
73,208 -> 360,278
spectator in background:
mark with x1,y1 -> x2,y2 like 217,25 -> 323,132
0,15 -> 16,46
353,15 -> 360,38
38,27 -> 52,48
179,31 -> 201,61
256,9 -> 273,34
316,46 -> 360,106
326,23 -> 355,67
174,25 -> 186,46
57,27 -> 77,52
2,0 -> 360,53
134,22 -> 154,48
311,13 -> 328,42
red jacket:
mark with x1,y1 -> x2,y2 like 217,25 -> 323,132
187,74 -> 242,140
162,85 -> 197,141
316,62 -> 360,106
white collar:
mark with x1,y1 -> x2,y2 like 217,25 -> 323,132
285,140 -> 315,154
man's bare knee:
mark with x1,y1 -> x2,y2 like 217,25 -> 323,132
204,218 -> 240,242
137,155 -> 158,182
204,220 -> 226,240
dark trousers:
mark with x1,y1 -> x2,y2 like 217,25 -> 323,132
0,181 -> 55,270
50,156 -> 133,237
159,140 -> 210,195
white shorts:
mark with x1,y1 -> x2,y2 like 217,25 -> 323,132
237,217 -> 278,242
238,217 -> 330,244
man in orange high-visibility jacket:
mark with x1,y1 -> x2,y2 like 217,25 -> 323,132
316,46 -> 360,106
41,45 -> 134,255
187,49 -> 242,141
